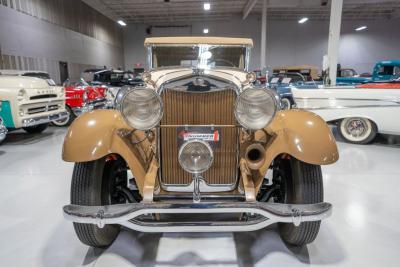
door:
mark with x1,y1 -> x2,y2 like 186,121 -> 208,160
59,61 -> 69,85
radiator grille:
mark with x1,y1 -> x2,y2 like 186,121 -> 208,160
160,89 -> 238,185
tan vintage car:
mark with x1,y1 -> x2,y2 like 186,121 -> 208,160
0,70 -> 67,136
62,37 -> 338,248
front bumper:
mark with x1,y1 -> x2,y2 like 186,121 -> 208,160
72,99 -> 108,116
22,111 -> 69,127
63,201 -> 332,232
0,119 -> 7,143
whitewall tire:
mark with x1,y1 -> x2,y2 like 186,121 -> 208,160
338,117 -> 377,144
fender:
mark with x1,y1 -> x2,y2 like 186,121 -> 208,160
254,109 -> 339,192
62,109 -> 152,193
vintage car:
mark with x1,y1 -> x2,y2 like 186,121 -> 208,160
336,60 -> 400,85
292,86 -> 400,144
273,65 -> 320,81
0,116 -> 7,144
52,78 -> 108,126
62,37 -> 338,248
83,69 -> 145,108
268,72 -> 320,109
0,71 -> 67,134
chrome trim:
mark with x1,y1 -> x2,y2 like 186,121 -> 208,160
0,118 -> 7,143
72,99 -> 108,116
161,177 -> 237,193
63,201 -> 332,232
22,111 -> 69,127
294,97 -> 400,110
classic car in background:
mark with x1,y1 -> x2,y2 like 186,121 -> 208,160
356,79 -> 400,89
82,68 -> 145,108
336,60 -> 400,85
0,70 -> 67,134
62,37 -> 338,248
268,72 -> 320,109
254,69 -> 267,84
0,115 -> 7,144
292,86 -> 400,144
52,78 -> 108,126
273,65 -> 320,81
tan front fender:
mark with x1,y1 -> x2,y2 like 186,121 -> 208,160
62,109 -> 151,194
255,109 -> 339,192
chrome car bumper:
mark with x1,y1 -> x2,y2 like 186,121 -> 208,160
0,118 -> 7,143
63,201 -> 332,232
72,99 -> 108,116
22,111 -> 69,127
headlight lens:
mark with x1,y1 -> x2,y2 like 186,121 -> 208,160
235,88 -> 277,130
178,140 -> 214,174
120,88 -> 163,130
17,89 -> 26,101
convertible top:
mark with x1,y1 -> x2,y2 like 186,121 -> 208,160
144,36 -> 253,46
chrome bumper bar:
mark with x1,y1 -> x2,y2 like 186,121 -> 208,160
22,111 -> 69,127
72,99 -> 108,116
63,201 -> 332,232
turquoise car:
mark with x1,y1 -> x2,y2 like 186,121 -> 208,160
336,60 -> 400,85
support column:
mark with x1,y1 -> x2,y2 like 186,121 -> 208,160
260,0 -> 267,70
327,0 -> 343,86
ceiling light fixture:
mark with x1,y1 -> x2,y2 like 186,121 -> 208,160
117,20 -> 127,26
203,28 -> 209,34
355,26 -> 367,31
298,17 -> 309,24
204,3 -> 211,10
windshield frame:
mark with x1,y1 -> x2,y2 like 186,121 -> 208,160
147,44 -> 251,71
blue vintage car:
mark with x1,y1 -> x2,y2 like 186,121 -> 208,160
336,60 -> 400,85
268,73 -> 319,109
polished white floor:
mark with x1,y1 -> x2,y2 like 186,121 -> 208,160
0,127 -> 399,267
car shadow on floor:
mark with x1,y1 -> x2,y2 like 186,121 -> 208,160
331,126 -> 400,147
91,224 -> 345,267
1,127 -> 65,146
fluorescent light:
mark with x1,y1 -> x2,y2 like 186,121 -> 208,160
298,17 -> 309,24
355,26 -> 367,31
203,28 -> 209,34
117,20 -> 126,26
204,3 -> 210,10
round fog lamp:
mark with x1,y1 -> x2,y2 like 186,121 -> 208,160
178,140 -> 214,174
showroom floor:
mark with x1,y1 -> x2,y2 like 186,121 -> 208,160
0,127 -> 399,267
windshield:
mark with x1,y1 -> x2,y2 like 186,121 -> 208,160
22,72 -> 56,86
151,45 -> 247,69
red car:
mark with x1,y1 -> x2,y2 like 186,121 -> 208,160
357,81 -> 400,89
53,79 -> 108,126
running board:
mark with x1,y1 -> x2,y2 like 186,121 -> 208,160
63,201 -> 332,233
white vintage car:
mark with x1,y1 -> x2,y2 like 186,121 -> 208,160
292,86 -> 400,144
0,70 -> 68,136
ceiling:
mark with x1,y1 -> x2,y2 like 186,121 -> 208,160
82,0 -> 400,24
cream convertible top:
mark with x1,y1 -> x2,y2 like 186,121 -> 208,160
144,36 -> 253,46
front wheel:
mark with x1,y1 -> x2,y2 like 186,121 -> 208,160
273,157 -> 324,246
52,106 -> 75,127
338,117 -> 377,144
71,156 -> 138,248
23,123 -> 48,133
280,98 -> 292,110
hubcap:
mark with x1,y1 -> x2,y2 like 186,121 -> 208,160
53,108 -> 70,126
345,119 -> 367,138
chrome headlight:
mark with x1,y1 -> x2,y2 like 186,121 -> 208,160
119,88 -> 163,130
234,88 -> 277,130
178,140 -> 214,174
17,89 -> 27,101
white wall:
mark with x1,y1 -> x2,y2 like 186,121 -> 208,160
0,5 -> 124,83
123,16 -> 400,74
